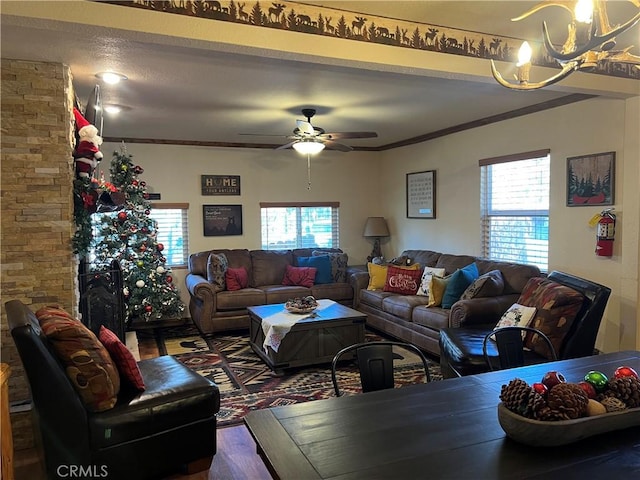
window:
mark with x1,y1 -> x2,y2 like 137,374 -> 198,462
150,203 -> 189,267
480,150 -> 550,272
260,202 -> 339,250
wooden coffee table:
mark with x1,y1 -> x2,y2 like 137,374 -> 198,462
247,301 -> 366,375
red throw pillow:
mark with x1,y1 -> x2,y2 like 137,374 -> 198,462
225,267 -> 248,291
99,326 -> 145,392
282,265 -> 317,288
383,265 -> 422,295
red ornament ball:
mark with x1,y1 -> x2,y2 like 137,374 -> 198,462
134,165 -> 144,174
140,244 -> 147,252
117,212 -> 127,222
166,275 -> 173,284
157,243 -> 164,251
541,371 -> 566,389
577,380 -> 597,399
132,180 -> 139,187
532,382 -> 548,396
613,366 -> 639,379
140,181 -> 147,188
144,305 -> 152,313
145,209 -> 150,215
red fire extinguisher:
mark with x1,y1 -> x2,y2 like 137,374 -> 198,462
595,208 -> 616,257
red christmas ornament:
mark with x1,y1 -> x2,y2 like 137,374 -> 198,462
142,227 -> 149,234
140,181 -> 147,187
577,381 -> 597,399
613,366 -> 639,379
140,244 -> 147,252
143,193 -> 150,199
134,165 -> 144,174
130,225 -> 138,233
541,371 -> 566,389
132,180 -> 139,187
144,305 -> 152,313
117,211 -> 127,222
166,275 -> 173,284
157,243 -> 164,251
145,209 -> 150,215
532,382 -> 548,396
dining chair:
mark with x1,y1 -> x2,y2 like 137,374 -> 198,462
482,326 -> 558,371
331,341 -> 431,397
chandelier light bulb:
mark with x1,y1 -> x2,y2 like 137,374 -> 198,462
517,41 -> 532,66
95,72 -> 128,85
574,0 -> 594,23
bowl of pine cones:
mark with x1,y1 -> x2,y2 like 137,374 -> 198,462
285,296 -> 318,314
498,366 -> 640,446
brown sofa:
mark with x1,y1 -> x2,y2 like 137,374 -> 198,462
352,249 -> 541,357
186,248 -> 357,334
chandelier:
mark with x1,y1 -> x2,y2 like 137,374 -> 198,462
491,0 -> 640,90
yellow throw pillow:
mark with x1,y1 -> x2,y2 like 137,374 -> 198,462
428,275 -> 451,307
367,262 -> 420,290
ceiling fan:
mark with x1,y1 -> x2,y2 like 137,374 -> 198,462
242,108 -> 378,152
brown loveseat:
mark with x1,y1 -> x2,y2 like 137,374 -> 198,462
186,248 -> 358,334
352,249 -> 541,357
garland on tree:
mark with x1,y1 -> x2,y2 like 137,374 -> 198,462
92,149 -> 185,322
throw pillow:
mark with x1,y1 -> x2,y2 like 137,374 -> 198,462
282,265 -> 317,288
367,262 -> 420,290
35,306 -> 120,412
441,263 -> 479,309
99,326 -> 145,392
427,275 -> 451,307
206,252 -> 228,292
297,255 -> 332,284
518,277 -> 585,360
494,303 -> 537,331
461,269 -> 505,300
225,267 -> 248,291
383,266 -> 422,295
416,267 -> 447,296
313,251 -> 348,283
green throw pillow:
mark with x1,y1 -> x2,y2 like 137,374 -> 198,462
441,262 -> 479,309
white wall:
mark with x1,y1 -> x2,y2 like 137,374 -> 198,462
378,96 -> 640,353
100,143 -> 383,309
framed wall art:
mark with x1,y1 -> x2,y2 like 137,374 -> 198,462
566,151 -> 615,207
201,175 -> 241,195
407,170 -> 436,219
203,204 -> 243,236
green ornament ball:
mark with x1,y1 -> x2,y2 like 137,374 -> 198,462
136,260 -> 144,267
584,370 -> 608,391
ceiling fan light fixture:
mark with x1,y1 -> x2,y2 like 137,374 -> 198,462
95,71 -> 128,85
292,139 -> 325,155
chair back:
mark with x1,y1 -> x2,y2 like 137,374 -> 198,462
4,300 -> 90,472
483,326 -> 557,371
331,341 -> 431,396
547,271 -> 611,359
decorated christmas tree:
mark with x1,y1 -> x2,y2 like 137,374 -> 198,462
92,149 -> 185,322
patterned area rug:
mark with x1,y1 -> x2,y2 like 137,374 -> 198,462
137,326 -> 442,427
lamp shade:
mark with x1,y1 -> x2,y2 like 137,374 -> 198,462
292,140 -> 325,155
363,217 -> 390,238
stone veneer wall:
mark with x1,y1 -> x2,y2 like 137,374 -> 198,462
1,59 -> 77,449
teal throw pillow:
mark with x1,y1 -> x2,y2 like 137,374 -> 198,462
297,255 -> 333,284
441,262 -> 479,309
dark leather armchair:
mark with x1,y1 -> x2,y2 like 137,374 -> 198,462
6,300 -> 220,479
438,271 -> 611,378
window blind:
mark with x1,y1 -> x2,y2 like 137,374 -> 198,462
260,203 -> 339,250
150,203 -> 189,267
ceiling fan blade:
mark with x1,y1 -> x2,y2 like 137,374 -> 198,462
296,120 -> 316,136
239,133 -> 290,138
321,131 -> 378,140
323,140 -> 353,152
275,140 -> 298,150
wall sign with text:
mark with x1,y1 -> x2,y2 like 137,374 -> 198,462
407,170 -> 436,219
201,175 -> 241,195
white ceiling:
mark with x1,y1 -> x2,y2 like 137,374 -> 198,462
1,1 -> 638,150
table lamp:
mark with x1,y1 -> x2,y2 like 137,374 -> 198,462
363,217 -> 390,263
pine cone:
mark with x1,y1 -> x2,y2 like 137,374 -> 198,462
500,379 -> 535,417
600,396 -> 627,412
546,383 -> 589,419
604,377 -> 640,408
527,392 -> 550,420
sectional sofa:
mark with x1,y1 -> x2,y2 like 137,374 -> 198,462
352,249 -> 541,357
185,248 -> 358,334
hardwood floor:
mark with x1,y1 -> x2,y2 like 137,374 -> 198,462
14,424 -> 272,480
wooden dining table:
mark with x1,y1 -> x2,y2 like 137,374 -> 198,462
244,350 -> 640,479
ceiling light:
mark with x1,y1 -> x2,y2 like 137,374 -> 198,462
491,0 -> 640,90
292,140 -> 325,155
95,72 -> 128,85
104,104 -> 122,114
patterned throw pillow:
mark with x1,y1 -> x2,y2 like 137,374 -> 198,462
518,277 -> 585,359
442,263 -> 479,309
36,306 -> 120,412
282,265 -> 317,288
99,326 -> 145,392
313,251 -> 348,283
416,267 -> 446,296
225,267 -> 249,291
297,255 -> 332,284
206,252 -> 228,291
494,303 -> 537,331
383,266 -> 422,295
461,269 -> 505,300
